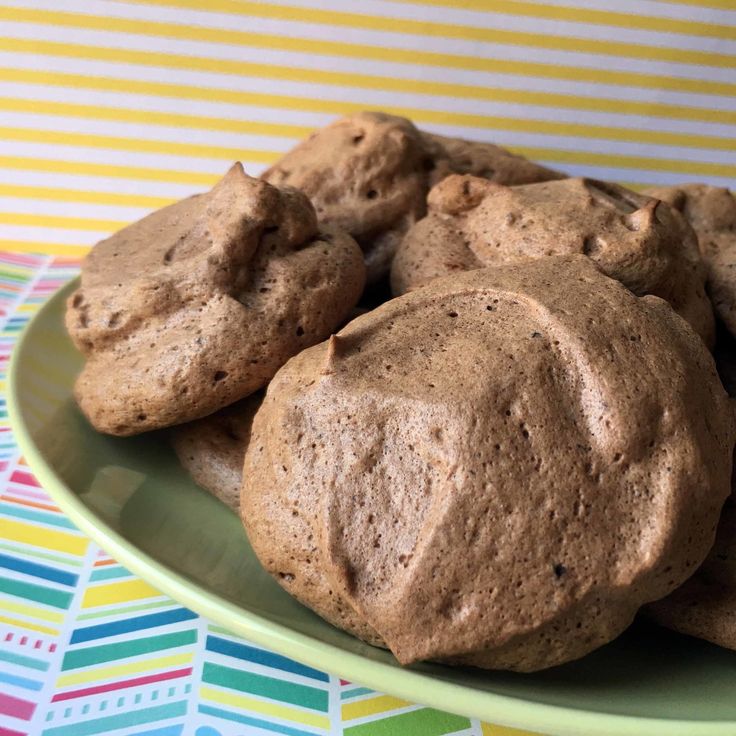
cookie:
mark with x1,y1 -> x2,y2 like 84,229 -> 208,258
67,163 -> 365,436
262,112 -> 562,282
646,335 -> 736,650
171,394 -> 261,512
242,255 -> 734,671
645,184 -> 736,340
392,176 -> 714,346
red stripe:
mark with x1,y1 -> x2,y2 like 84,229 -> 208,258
9,471 -> 40,488
52,667 -> 192,702
0,693 -> 35,721
0,727 -> 27,736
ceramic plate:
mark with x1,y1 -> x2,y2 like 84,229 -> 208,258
9,280 -> 736,736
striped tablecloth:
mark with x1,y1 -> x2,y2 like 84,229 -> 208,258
0,2 -> 735,735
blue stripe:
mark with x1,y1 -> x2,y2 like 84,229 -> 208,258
0,670 -> 44,691
198,705 -> 319,736
0,504 -> 76,530
0,552 -> 78,587
341,687 -> 374,700
42,701 -> 188,736
205,636 -> 328,682
89,566 -> 131,582
0,649 -> 49,671
70,608 -> 198,644
128,726 -> 184,736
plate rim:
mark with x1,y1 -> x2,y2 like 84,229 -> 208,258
8,279 -> 736,736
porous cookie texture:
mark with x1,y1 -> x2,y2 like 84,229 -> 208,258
645,184 -> 736,340
646,336 -> 736,650
171,393 -> 261,512
67,163 -> 365,436
421,131 -> 562,189
391,176 -> 715,346
646,501 -> 736,652
241,255 -> 734,672
262,112 -> 562,283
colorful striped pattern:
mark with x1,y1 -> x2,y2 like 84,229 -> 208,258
2,1 -> 735,733
0,0 -> 734,258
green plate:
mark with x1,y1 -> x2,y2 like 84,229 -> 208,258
9,280 -> 736,736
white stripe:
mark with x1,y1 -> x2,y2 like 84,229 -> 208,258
553,163 -> 736,188
1,52 -> 734,137
4,80 -> 736,141
514,0 -> 736,25
0,197 -> 147,222
3,0 -> 736,80
7,109 -> 733,168
0,168 -> 205,198
0,224 -> 109,245
0,140 -> 246,172
236,0 -> 736,52
4,20 -> 736,110
0,110 -> 300,152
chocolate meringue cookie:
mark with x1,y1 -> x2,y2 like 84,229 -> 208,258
242,255 -> 734,671
645,184 -> 736,340
392,176 -> 714,346
262,112 -> 562,282
67,163 -> 365,436
171,394 -> 261,512
646,334 -> 736,650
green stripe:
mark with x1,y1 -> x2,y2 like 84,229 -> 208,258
203,662 -> 328,712
207,624 -> 235,636
62,629 -> 197,670
0,540 -> 83,567
344,708 -> 471,736
89,566 -> 131,582
75,598 -> 174,621
0,575 -> 73,608
0,504 -> 76,529
42,700 -> 187,735
0,649 -> 49,671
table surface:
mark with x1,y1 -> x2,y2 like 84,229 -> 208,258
1,1 -> 735,734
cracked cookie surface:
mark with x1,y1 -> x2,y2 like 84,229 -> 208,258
67,163 -> 365,435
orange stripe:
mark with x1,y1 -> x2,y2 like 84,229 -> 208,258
0,495 -> 59,513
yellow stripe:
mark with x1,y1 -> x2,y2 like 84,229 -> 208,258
0,125 -> 275,164
1,33 -> 732,127
657,0 -> 736,8
118,0 -> 736,69
0,614 -> 59,636
0,597 -> 65,623
5,24 -> 736,101
82,578 -> 164,608
0,182 -> 172,209
0,92 -> 313,140
56,652 -> 193,687
3,92 -> 736,155
481,722 -> 542,735
0,212 -> 123,232
200,686 -> 330,730
517,147 -> 736,179
393,0 -> 736,41
0,240 -> 90,256
1,519 -> 88,556
2,65 -> 734,136
0,153 -> 219,186
342,694 -> 414,720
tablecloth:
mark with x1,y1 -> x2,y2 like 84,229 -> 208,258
1,1 -> 735,734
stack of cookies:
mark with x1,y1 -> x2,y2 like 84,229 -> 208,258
66,112 -> 736,672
